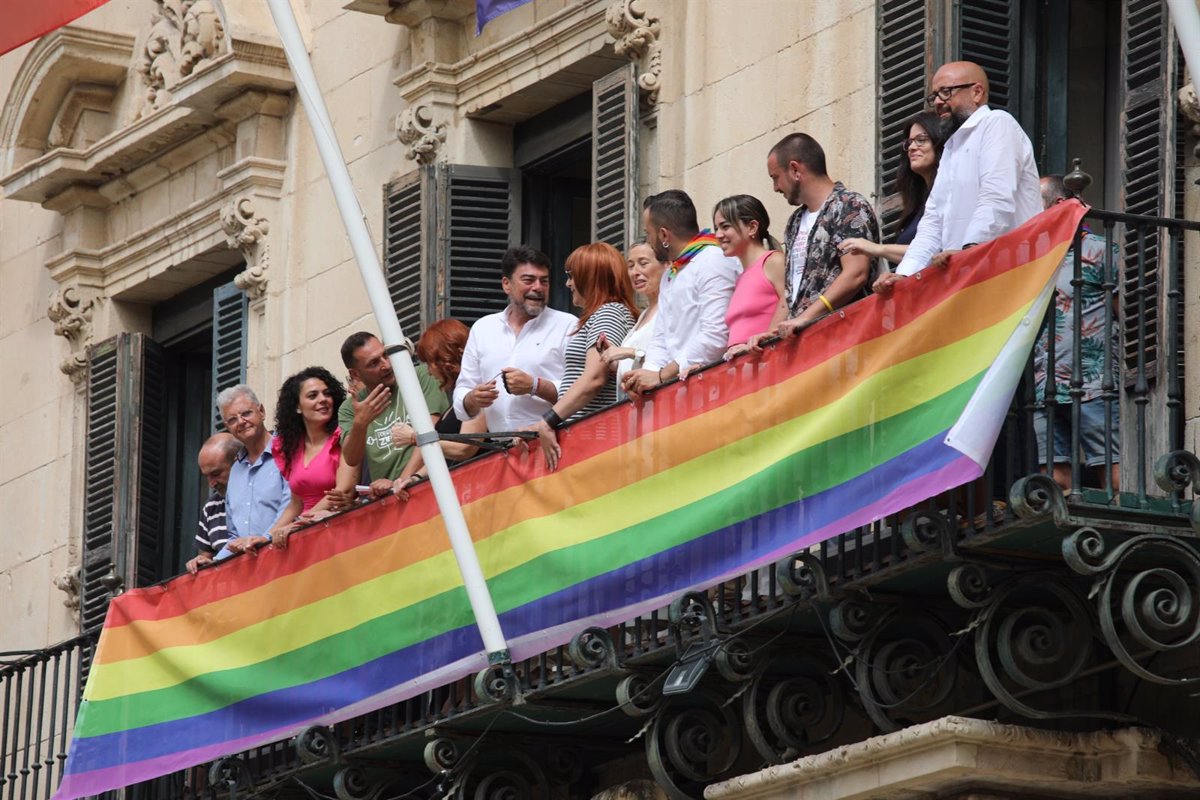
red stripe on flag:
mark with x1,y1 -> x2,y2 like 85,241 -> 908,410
0,0 -> 114,57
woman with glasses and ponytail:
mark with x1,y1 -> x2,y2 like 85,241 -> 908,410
838,110 -> 945,266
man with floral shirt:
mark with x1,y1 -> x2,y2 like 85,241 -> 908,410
1033,175 -> 1121,491
750,133 -> 880,347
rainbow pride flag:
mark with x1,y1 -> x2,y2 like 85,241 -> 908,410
54,200 -> 1088,799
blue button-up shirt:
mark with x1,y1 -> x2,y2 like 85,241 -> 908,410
217,439 -> 291,559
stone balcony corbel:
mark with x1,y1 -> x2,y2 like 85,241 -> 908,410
343,0 -> 475,64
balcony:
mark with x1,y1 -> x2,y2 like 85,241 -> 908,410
4,206 -> 1200,800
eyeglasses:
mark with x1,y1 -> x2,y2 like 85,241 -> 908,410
925,82 -> 976,105
223,408 -> 257,428
564,269 -> 573,281
902,134 -> 932,151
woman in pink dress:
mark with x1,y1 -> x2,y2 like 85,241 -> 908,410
715,195 -> 786,359
268,366 -> 358,547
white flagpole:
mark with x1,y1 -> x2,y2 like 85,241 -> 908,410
265,0 -> 510,661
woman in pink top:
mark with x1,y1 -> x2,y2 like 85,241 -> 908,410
268,366 -> 359,547
715,195 -> 786,358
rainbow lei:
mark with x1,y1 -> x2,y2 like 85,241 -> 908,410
668,230 -> 720,279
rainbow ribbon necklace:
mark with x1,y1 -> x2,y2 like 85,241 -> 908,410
668,230 -> 720,280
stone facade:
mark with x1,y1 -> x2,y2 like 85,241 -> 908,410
0,8 -> 1197,798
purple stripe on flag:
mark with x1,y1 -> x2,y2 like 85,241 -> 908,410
476,0 -> 534,32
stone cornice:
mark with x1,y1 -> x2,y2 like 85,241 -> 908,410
393,0 -> 613,115
705,716 -> 1198,799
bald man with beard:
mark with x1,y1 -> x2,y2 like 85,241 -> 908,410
875,61 -> 1041,291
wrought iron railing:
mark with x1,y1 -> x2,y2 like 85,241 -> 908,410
8,207 -> 1198,799
0,633 -> 91,800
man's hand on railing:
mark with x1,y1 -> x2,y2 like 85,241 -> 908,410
928,249 -> 961,270
185,552 -> 214,575
226,535 -> 271,555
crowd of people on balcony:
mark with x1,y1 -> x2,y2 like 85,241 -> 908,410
184,59 -> 1121,575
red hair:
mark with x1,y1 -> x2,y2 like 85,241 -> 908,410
566,242 -> 638,333
416,318 -> 469,391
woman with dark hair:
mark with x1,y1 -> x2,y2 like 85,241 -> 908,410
839,110 -> 945,264
269,366 -> 385,546
532,242 -> 638,469
714,194 -> 787,360
391,319 -> 488,488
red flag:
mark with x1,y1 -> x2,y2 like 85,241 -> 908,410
0,0 -> 114,56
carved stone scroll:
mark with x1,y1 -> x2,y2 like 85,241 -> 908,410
47,285 -> 101,385
137,0 -> 228,112
395,104 -> 447,164
220,196 -> 270,300
605,0 -> 662,106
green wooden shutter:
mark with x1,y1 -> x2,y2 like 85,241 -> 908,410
81,338 -> 121,633
955,0 -> 1021,114
876,0 -> 934,239
433,164 -> 521,326
211,281 -> 247,430
592,63 -> 639,253
1118,0 -> 1172,377
81,334 -> 168,634
383,173 -> 427,338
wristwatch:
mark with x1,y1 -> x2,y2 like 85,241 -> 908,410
633,349 -> 646,368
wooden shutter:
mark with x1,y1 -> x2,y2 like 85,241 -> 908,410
1118,0 -> 1172,377
81,334 -> 167,633
384,173 -> 427,338
432,164 -> 521,326
211,280 -> 247,430
876,0 -> 934,239
592,64 -> 639,252
955,0 -> 1021,114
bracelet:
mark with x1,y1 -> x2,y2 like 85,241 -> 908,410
542,408 -> 564,429
818,294 -> 834,313
657,367 -> 665,385
532,376 -> 541,396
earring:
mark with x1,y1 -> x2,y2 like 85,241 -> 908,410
661,239 -> 669,249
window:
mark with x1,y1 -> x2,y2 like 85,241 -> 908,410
81,274 -> 247,628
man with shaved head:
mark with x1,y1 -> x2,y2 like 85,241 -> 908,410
876,61 -> 1040,289
185,432 -> 243,574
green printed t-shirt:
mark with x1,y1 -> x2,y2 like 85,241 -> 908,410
337,363 -> 449,481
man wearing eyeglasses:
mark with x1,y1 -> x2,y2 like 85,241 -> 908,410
876,61 -> 1040,290
214,384 -> 292,557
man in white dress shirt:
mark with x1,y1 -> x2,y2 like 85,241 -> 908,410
453,246 -> 577,431
622,190 -> 741,395
875,61 -> 1041,291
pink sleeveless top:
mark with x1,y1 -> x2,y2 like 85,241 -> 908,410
725,251 -> 780,345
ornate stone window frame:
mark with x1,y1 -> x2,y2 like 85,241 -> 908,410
0,2 -> 294,385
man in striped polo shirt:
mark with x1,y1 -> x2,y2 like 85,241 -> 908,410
185,432 -> 241,574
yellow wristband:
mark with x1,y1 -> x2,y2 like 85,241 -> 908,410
818,294 -> 834,313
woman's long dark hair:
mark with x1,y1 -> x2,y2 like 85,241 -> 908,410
895,111 -> 946,232
273,366 -> 346,477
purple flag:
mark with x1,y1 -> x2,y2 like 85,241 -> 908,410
476,0 -> 534,32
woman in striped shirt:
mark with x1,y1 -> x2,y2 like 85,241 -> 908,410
532,242 -> 638,470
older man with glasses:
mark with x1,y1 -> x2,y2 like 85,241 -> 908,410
214,384 -> 292,557
875,60 -> 1041,292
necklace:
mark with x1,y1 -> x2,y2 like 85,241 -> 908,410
668,230 -> 719,280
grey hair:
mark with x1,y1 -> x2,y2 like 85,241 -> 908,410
216,384 -> 260,413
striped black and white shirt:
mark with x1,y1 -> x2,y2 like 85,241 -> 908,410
562,302 -> 635,421
196,491 -> 231,555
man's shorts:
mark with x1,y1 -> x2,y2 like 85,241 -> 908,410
1034,398 -> 1120,468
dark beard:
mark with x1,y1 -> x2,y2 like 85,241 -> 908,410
940,108 -> 968,138
652,239 -> 671,262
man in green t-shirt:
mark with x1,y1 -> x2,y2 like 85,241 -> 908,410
338,331 -> 448,494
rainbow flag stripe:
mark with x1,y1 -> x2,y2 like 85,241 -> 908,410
54,201 -> 1087,799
